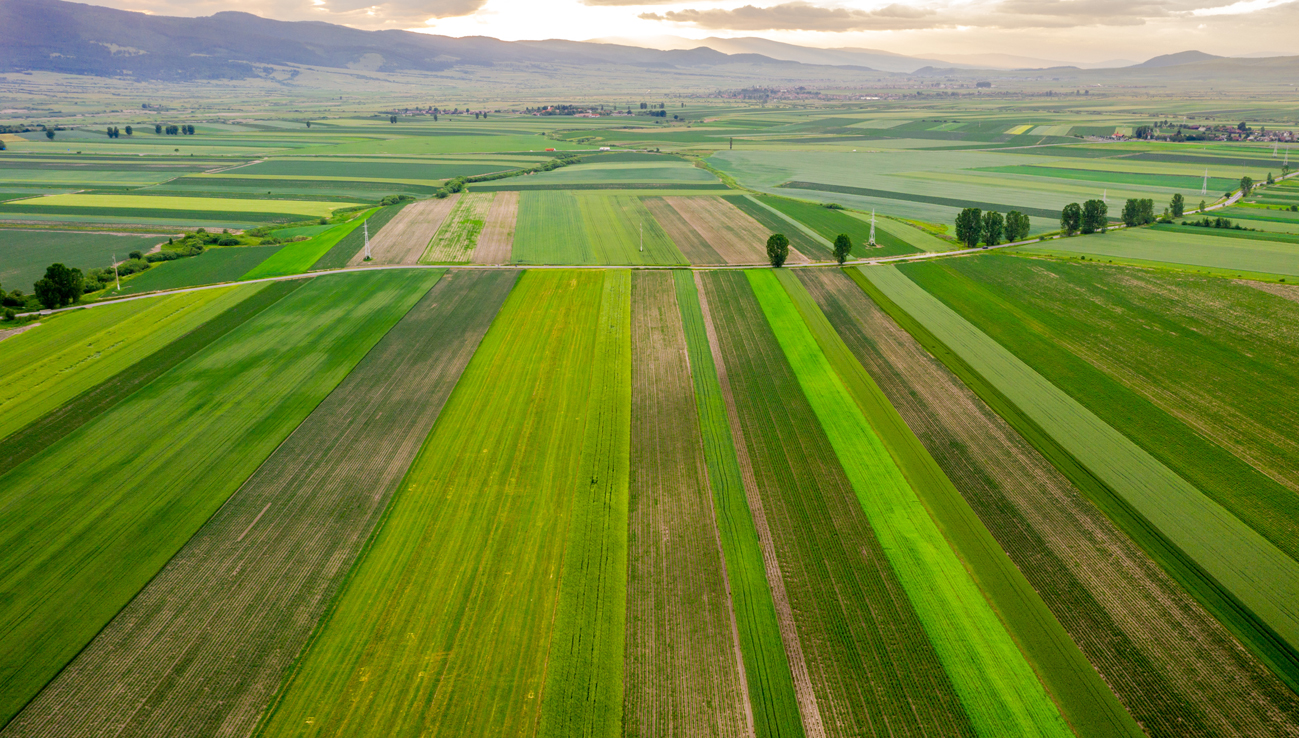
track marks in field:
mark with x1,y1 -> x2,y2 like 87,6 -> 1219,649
473,190 -> 517,264
421,192 -> 495,263
349,195 -> 457,265
622,271 -> 751,738
668,197 -> 787,265
643,197 -> 727,265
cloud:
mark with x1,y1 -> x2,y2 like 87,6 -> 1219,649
640,2 -> 945,31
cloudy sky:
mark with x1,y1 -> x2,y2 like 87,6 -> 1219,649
81,0 -> 1296,63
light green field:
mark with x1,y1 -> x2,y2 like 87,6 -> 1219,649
242,210 -> 375,278
292,134 -> 584,157
751,270 -> 1071,738
514,159 -> 717,185
513,191 -> 686,265
5,193 -> 354,218
1017,227 -> 1299,278
260,270 -> 627,737
0,270 -> 437,727
0,285 -> 256,440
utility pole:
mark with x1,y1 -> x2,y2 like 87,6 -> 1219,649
363,219 -> 371,260
869,210 -> 876,247
112,254 -> 120,291
639,220 -> 643,252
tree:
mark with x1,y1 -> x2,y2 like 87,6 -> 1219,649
1060,202 -> 1082,236
1199,200 -> 1206,212
832,233 -> 852,264
1138,198 -> 1155,224
1267,172 -> 1274,185
124,125 -> 132,136
955,207 -> 982,247
1005,211 -> 1030,241
766,233 -> 789,268
1238,121 -> 1248,132
1170,193 -> 1185,218
155,123 -> 162,134
1240,176 -> 1253,196
1081,199 -> 1107,234
981,210 -> 1004,245
45,129 -> 54,140
1121,199 -> 1140,227
33,263 -> 84,309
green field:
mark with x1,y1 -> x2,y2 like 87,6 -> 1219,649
756,196 -> 919,258
0,270 -> 435,727
110,246 -> 281,294
0,285 -> 258,441
1017,227 -> 1299,278
672,271 -> 804,737
1,194 -> 354,218
753,270 -> 1072,737
513,192 -> 686,265
260,270 -> 628,737
230,158 -> 512,180
865,263 -> 1299,692
722,195 -> 827,260
4,271 -> 518,737
243,211 -> 374,278
0,230 -> 168,291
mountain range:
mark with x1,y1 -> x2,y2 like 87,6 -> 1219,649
0,0 -> 1294,83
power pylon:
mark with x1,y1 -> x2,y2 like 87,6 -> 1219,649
869,210 -> 876,247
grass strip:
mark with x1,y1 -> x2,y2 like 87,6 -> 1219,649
538,271 -> 631,737
673,271 -> 804,738
848,265 -> 1299,694
0,280 -> 295,478
751,270 -> 1071,738
778,269 -> 1143,738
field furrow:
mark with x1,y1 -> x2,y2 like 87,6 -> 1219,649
643,196 -> 727,264
0,270 -> 437,729
348,195 -> 457,265
257,270 -> 619,738
472,190 -> 517,264
864,263 -> 1299,694
421,192 -> 495,263
668,197 -> 788,264
806,267 -> 1299,737
700,270 -> 974,738
4,269 -> 516,738
622,271 -> 750,738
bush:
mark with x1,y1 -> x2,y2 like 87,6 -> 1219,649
3,308 -> 16,322
216,236 -> 240,246
823,202 -> 844,210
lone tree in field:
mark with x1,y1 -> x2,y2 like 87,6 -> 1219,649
1081,199 -> 1108,234
45,129 -> 54,140
1005,211 -> 1030,241
766,233 -> 790,268
124,125 -> 132,135
1060,202 -> 1082,236
1240,176 -> 1253,196
981,210 -> 1004,245
1170,193 -> 1185,218
955,207 -> 982,247
833,234 -> 852,264
155,123 -> 162,134
33,263 -> 84,309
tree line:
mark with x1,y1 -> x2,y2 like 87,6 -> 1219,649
955,208 -> 1030,247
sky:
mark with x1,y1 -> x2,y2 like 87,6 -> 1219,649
80,0 -> 1298,64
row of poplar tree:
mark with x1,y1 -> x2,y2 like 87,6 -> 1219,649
954,208 -> 1030,248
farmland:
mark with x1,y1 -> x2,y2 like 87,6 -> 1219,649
6,62 -> 1299,738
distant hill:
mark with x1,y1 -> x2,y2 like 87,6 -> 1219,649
1130,50 -> 1223,68
0,0 -> 851,80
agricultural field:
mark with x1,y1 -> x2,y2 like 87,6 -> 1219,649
6,77 -> 1299,738
0,229 -> 169,291
421,192 -> 494,263
1016,227 -> 1299,280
